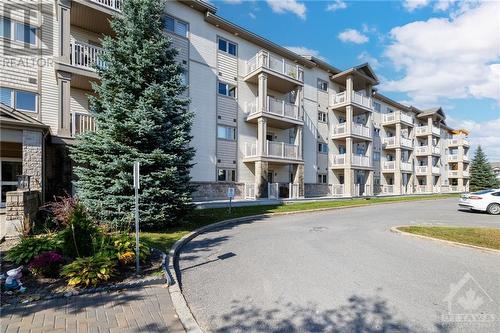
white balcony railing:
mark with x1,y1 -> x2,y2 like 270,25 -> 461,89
267,140 -> 300,160
463,155 -> 469,162
383,161 -> 396,171
382,137 -> 396,147
416,146 -> 429,155
245,184 -> 256,199
382,185 -> 395,194
331,154 -> 347,167
352,154 -> 371,167
90,0 -> 123,11
450,185 -> 459,193
400,137 -> 413,148
401,162 -> 413,172
432,146 -> 440,155
448,170 -> 459,177
416,166 -> 428,174
331,92 -> 347,106
330,91 -> 372,109
70,40 -> 105,71
71,112 -> 96,137
244,141 -> 258,157
415,185 -> 428,193
415,126 -> 428,136
381,111 -> 414,125
330,184 -> 344,197
267,96 -> 300,120
352,123 -> 371,138
432,126 -> 441,136
463,170 -> 470,177
245,98 -> 258,116
448,138 -> 470,147
432,166 -> 440,174
448,154 -> 459,162
332,123 -> 347,136
246,50 -> 304,82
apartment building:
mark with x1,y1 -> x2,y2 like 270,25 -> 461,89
0,0 -> 470,208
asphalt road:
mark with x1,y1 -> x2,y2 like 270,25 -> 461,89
178,198 -> 500,333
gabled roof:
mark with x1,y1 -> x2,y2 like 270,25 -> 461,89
330,62 -> 379,86
301,55 -> 342,75
418,107 -> 446,118
0,103 -> 49,130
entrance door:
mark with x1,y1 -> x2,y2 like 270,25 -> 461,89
0,158 -> 22,207
267,171 -> 274,183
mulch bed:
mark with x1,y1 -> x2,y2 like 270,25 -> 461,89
0,239 -> 165,307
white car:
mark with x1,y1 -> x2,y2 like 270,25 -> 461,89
459,189 -> 500,215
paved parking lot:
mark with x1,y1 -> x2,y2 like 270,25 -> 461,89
179,198 -> 500,333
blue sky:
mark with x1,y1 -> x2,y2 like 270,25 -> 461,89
210,0 -> 500,160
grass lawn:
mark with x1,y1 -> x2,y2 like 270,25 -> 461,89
141,194 -> 458,252
397,226 -> 500,250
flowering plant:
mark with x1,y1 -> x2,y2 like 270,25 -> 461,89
28,251 -> 64,278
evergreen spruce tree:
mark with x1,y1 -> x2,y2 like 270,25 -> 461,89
469,146 -> 498,192
71,0 -> 195,229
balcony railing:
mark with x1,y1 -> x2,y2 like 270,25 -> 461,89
267,140 -> 300,160
416,166 -> 428,174
415,125 -> 440,136
400,137 -> 413,148
448,154 -> 459,162
448,170 -> 459,177
382,185 -> 395,194
352,123 -> 371,138
90,0 -> 123,11
448,138 -> 470,147
432,126 -> 440,136
245,184 -> 256,199
71,112 -> 96,137
416,146 -> 428,155
267,96 -> 300,120
330,184 -> 344,197
70,40 -> 105,71
381,111 -> 414,125
382,136 -> 396,147
331,154 -> 346,167
244,141 -> 258,157
463,155 -> 469,162
382,161 -> 396,171
332,123 -> 347,136
331,91 -> 372,110
432,166 -> 440,174
463,170 -> 470,177
352,154 -> 371,167
401,161 -> 412,172
246,50 -> 304,82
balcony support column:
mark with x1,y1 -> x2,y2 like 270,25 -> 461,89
257,117 -> 267,156
294,126 -> 303,159
293,164 -> 304,197
395,148 -> 402,195
258,73 -> 268,112
57,1 -> 71,63
345,136 -> 353,196
255,161 -> 269,199
427,154 -> 433,193
296,85 -> 303,119
346,105 -> 353,136
57,71 -> 72,137
346,75 -> 354,103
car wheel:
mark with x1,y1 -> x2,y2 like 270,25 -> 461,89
487,203 -> 500,215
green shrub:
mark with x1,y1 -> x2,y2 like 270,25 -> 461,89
6,235 -> 61,265
112,233 -> 151,265
61,252 -> 116,287
59,202 -> 99,258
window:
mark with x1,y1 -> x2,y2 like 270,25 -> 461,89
387,107 -> 394,113
317,174 -> 327,184
0,17 -> 11,38
0,87 -> 37,112
15,22 -> 36,45
218,169 -> 236,182
373,102 -> 381,112
217,126 -> 236,140
164,15 -> 188,37
374,152 -> 380,161
180,68 -> 188,86
218,82 -> 236,98
317,79 -> 328,92
218,37 -> 237,56
318,111 -> 327,123
318,143 -> 328,154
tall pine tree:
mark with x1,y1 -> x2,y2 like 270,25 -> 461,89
469,146 -> 498,192
71,0 -> 195,229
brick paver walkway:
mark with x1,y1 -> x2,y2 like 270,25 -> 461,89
1,285 -> 185,333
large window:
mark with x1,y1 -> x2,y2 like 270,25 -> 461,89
217,169 -> 236,182
0,17 -> 37,45
217,125 -> 236,141
317,79 -> 328,92
0,87 -> 37,112
218,82 -> 236,98
318,111 -> 327,123
0,17 -> 11,38
164,15 -> 188,37
218,38 -> 237,56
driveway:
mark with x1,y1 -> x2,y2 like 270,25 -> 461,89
178,198 -> 500,333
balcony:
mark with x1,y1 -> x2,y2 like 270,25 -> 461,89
381,185 -> 395,195
381,111 -> 414,126
331,154 -> 347,167
331,122 -> 371,140
463,155 -> 470,162
71,112 -> 96,137
243,140 -> 301,162
245,97 -> 302,128
415,125 -> 440,137
382,137 -> 396,148
400,137 -> 413,149
416,166 -> 428,175
352,154 -> 371,168
415,145 -> 440,155
330,91 -> 372,111
448,138 -> 470,147
463,170 -> 470,178
382,161 -> 396,172
89,0 -> 123,11
432,166 -> 440,174
448,170 -> 459,178
401,161 -> 413,172
330,184 -> 345,197
244,50 -> 304,92
448,154 -> 459,162
70,40 -> 105,72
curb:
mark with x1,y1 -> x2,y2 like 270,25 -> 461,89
166,196 -> 458,333
390,226 -> 500,255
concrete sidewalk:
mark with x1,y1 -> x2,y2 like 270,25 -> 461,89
1,285 -> 185,333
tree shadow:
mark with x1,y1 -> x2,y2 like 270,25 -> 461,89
211,296 -> 454,333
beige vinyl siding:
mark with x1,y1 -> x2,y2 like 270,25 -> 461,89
70,26 -> 101,45
217,139 -> 237,168
70,88 -> 92,115
217,96 -> 237,126
168,33 -> 189,63
217,51 -> 237,85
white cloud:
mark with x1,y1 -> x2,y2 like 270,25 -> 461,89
447,116 -> 500,161
382,1 -> 500,105
285,46 -> 326,61
403,0 -> 431,11
249,12 -> 256,19
326,0 -> 347,12
357,51 -> 381,69
337,29 -> 369,44
266,0 -> 306,20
